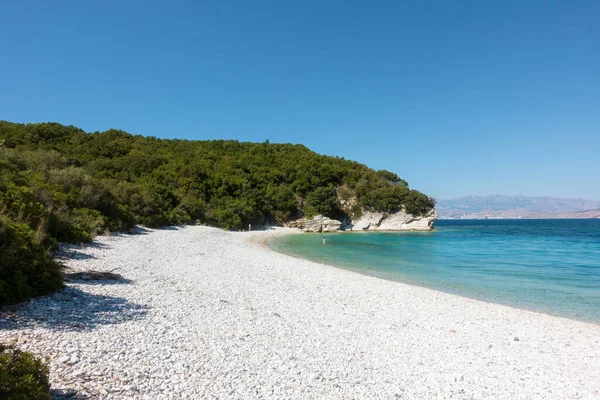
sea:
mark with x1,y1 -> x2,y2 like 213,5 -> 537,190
269,219 -> 600,324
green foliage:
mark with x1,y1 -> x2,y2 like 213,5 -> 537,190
304,186 -> 340,217
0,216 -> 63,306
354,174 -> 435,215
0,120 -> 435,303
403,190 -> 436,216
0,344 -> 51,400
0,121 -> 435,230
349,204 -> 363,219
376,169 -> 408,186
265,184 -> 296,222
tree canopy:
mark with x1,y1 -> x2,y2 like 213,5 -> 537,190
0,120 -> 435,305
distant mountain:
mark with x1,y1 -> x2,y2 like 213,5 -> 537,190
526,209 -> 600,219
436,195 -> 600,219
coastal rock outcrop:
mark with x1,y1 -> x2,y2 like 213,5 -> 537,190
350,212 -> 385,230
352,208 -> 437,231
286,216 -> 343,232
287,209 -> 437,232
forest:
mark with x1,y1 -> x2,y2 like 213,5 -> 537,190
0,120 -> 434,305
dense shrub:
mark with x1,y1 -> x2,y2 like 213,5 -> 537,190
0,121 -> 435,232
0,344 -> 51,400
0,119 -> 435,303
0,216 -> 63,306
304,186 -> 340,217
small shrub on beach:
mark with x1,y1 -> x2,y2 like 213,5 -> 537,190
0,344 -> 51,400
0,216 -> 63,306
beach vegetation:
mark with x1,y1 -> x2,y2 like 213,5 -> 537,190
0,215 -> 63,306
0,344 -> 51,400
304,186 -> 340,217
0,120 -> 434,304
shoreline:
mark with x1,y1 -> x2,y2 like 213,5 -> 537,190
2,226 -> 599,398
261,226 -> 600,327
246,226 -> 302,249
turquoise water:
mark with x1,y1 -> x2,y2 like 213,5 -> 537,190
270,220 -> 600,323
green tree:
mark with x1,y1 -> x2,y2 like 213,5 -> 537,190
304,186 -> 340,217
0,120 -> 435,304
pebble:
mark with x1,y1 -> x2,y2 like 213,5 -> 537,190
0,226 -> 599,399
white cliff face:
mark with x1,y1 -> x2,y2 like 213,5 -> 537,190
351,209 -> 437,231
350,212 -> 385,230
287,209 -> 437,232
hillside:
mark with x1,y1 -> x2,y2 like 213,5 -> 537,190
437,195 -> 600,219
0,120 -> 434,305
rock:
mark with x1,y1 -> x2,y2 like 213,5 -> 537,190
351,212 -> 385,230
285,207 -> 436,233
286,216 -> 342,232
2,224 -> 595,399
351,209 -> 437,231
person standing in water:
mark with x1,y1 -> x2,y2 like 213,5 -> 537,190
322,235 -> 326,245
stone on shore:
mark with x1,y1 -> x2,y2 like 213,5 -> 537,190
286,208 -> 437,232
286,215 -> 342,232
1,226 -> 598,399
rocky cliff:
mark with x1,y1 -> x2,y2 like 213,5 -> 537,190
286,209 -> 437,232
352,208 -> 437,231
286,216 -> 343,232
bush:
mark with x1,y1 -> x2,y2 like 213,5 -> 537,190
173,194 -> 206,223
304,186 -> 340,217
0,120 -> 437,304
45,212 -> 92,243
0,216 -> 63,306
0,344 -> 51,400
403,190 -> 436,216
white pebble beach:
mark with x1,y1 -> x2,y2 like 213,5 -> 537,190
1,225 -> 599,399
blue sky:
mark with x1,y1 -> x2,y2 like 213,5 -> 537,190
1,1 -> 599,200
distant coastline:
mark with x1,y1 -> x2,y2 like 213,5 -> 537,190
436,195 -> 600,220
438,209 -> 600,220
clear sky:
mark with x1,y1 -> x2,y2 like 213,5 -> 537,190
1,1 -> 599,200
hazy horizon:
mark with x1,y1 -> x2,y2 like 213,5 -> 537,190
436,194 -> 600,202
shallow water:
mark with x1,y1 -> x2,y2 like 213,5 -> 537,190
270,219 -> 600,323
